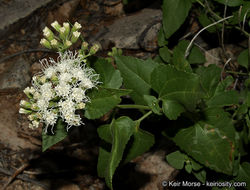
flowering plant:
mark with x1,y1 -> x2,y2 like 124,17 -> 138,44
19,9 -> 250,189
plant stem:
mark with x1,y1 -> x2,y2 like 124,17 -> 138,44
136,111 -> 153,126
226,71 -> 250,76
116,104 -> 151,110
196,0 -> 205,7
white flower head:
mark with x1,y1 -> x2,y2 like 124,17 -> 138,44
37,98 -> 49,111
20,50 -> 99,132
44,66 -> 56,79
71,87 -> 86,103
58,72 -> 72,83
43,110 -> 58,126
55,82 -> 71,97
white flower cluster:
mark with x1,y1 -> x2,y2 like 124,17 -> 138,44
20,51 -> 99,132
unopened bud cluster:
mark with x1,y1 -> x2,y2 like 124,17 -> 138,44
40,21 -> 82,52
19,51 -> 99,131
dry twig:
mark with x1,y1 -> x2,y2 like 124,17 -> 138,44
185,16 -> 233,58
0,49 -> 53,64
0,166 -> 48,190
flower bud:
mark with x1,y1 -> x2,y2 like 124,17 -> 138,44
40,76 -> 47,84
19,108 -> 32,114
31,103 -> 39,111
23,87 -> 35,98
29,120 -> 40,129
43,27 -> 54,41
40,38 -> 51,49
50,39 -> 59,48
51,74 -> 58,83
51,21 -> 61,32
63,22 -> 70,36
81,41 -> 88,50
72,22 -> 82,32
71,31 -> 81,43
20,100 -> 31,109
65,40 -> 72,48
28,113 -> 40,121
33,92 -> 40,100
89,44 -> 100,55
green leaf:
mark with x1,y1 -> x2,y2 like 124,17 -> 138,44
172,41 -> 192,72
190,158 -> 203,171
166,150 -> 186,169
214,76 -> 234,95
188,46 -> 206,64
42,119 -> 67,152
106,117 -> 135,189
193,170 -> 206,183
158,26 -> 168,47
159,46 -> 171,63
143,95 -> 162,115
247,91 -> 250,107
230,2 -> 250,24
97,124 -> 112,144
153,55 -> 164,63
235,162 -> 250,190
213,0 -> 244,7
185,163 -> 192,173
98,146 -> 111,178
237,49 -> 249,70
124,128 -> 155,163
196,64 -> 221,98
162,0 -> 192,39
151,65 -> 204,111
198,13 -> 218,33
85,88 -> 132,119
203,107 -> 236,141
206,91 -> 239,107
93,58 -> 123,89
162,99 -> 185,120
115,55 -> 158,105
173,123 -> 234,175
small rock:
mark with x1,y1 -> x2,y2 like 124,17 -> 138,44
0,0 -> 54,39
30,61 -> 42,76
139,22 -> 161,51
91,8 -> 162,51
47,0 -> 80,24
0,56 -> 30,90
204,47 -> 223,67
134,150 -> 178,190
80,0 -> 87,9
57,184 -> 80,190
103,0 -> 122,6
87,1 -> 100,12
103,0 -> 124,16
0,92 -> 38,150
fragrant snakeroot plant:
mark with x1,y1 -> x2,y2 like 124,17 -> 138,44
19,10 -> 250,189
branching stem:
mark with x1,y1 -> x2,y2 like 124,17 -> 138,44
116,104 -> 151,110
